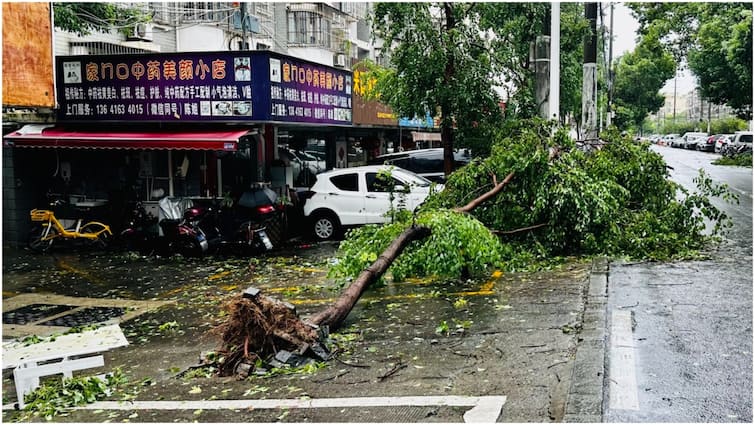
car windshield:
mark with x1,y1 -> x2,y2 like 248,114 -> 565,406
392,168 -> 432,187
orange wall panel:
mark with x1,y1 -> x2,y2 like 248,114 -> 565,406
2,2 -> 55,108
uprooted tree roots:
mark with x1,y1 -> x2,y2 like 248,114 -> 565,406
209,225 -> 433,377
209,290 -> 324,377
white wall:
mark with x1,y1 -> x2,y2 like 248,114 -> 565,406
177,26 -> 228,52
287,47 -> 336,67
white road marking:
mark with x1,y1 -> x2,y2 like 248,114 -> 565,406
58,395 -> 506,423
609,309 -> 640,410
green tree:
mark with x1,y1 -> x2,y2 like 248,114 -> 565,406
53,2 -> 150,36
368,3 -> 589,158
370,3 -> 501,173
474,3 -> 588,125
628,2 -> 753,119
612,37 -> 675,131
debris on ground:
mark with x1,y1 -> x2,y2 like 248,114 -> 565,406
207,286 -> 330,377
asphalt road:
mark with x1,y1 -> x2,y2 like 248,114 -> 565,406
604,145 -> 753,422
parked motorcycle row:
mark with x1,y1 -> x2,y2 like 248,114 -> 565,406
31,187 -> 288,257
720,142 -> 753,158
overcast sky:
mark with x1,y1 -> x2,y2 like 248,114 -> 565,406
611,2 -> 697,95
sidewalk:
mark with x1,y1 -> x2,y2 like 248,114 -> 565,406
2,245 -> 605,422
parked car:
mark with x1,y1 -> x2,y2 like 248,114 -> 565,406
697,134 -> 722,152
714,134 -> 734,153
679,132 -> 708,150
367,148 -> 471,183
278,147 -> 326,187
670,136 -> 686,148
661,134 -> 680,146
723,131 -> 753,155
302,165 -> 439,240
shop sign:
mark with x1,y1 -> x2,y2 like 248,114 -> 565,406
398,112 -> 435,128
266,54 -> 352,124
352,68 -> 396,126
3,3 -> 55,108
55,51 -> 352,125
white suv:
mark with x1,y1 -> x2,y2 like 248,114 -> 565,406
302,165 -> 439,240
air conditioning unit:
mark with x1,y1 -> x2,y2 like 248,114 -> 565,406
256,42 -> 271,51
133,23 -> 154,41
335,54 -> 346,67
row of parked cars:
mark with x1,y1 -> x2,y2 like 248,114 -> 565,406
647,131 -> 752,153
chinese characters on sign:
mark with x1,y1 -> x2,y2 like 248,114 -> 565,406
268,56 -> 352,124
58,53 -> 254,121
57,52 -> 353,125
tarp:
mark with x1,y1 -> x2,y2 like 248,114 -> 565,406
4,125 -> 248,151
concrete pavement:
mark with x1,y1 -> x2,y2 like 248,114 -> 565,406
2,245 -> 607,422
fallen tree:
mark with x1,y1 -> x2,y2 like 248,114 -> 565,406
209,121 -> 735,377
306,225 -> 432,328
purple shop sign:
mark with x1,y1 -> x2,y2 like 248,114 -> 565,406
265,54 -> 352,124
56,51 -> 352,125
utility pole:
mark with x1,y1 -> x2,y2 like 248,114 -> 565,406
581,2 -> 598,140
535,3 -> 560,124
549,2 -> 560,123
535,10 -> 551,120
241,2 -> 247,50
606,2 -> 614,127
673,73 -> 677,123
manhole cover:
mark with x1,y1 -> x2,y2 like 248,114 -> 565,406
39,306 -> 126,327
3,304 -> 76,325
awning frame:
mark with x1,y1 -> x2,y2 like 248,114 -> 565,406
3,126 -> 249,151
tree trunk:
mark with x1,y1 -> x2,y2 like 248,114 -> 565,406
441,2 -> 456,177
306,225 -> 431,330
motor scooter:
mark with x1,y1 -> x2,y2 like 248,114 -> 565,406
192,188 -> 280,254
118,202 -> 159,255
157,197 -> 210,257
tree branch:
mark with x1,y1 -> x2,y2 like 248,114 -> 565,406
493,223 -> 549,235
453,171 -> 515,213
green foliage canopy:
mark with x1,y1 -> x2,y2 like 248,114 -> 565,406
369,3 -> 501,144
53,2 -> 150,36
612,37 -> 676,130
330,119 -> 734,283
628,2 -> 753,119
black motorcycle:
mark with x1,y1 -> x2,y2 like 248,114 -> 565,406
152,188 -> 280,257
118,202 -> 160,255
194,188 -> 280,255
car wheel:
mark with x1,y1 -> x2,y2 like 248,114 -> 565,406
311,213 -> 340,241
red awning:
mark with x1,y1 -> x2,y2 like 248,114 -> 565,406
3,126 -> 249,151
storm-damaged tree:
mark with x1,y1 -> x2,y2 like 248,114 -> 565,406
212,118 -> 736,378
368,2 -> 501,176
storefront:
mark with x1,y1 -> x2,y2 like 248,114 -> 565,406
3,50 -> 353,243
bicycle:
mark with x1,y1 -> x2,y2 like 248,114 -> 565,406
28,208 -> 112,253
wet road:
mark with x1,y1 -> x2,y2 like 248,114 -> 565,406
605,146 -> 753,422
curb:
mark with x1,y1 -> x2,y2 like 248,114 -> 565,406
563,257 -> 608,422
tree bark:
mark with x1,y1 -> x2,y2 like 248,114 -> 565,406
306,225 -> 431,330
441,2 -> 456,177
454,172 -> 515,213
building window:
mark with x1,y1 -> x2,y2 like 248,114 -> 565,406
179,2 -> 230,23
288,11 -> 331,48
